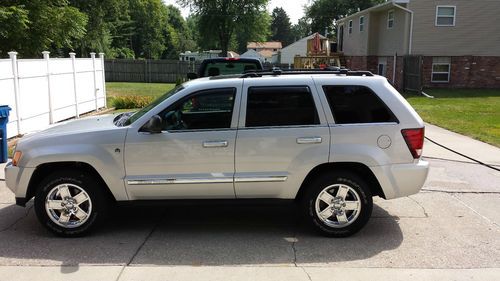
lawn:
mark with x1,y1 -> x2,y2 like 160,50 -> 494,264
405,89 -> 500,147
106,82 -> 175,109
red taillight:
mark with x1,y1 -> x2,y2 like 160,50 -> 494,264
225,57 -> 240,61
401,128 -> 425,159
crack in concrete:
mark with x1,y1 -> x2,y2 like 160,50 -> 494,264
0,204 -> 33,232
300,266 -> 313,281
125,209 -> 165,266
408,196 -> 429,218
451,194 -> 500,230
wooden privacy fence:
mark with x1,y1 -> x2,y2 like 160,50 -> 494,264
105,59 -> 200,83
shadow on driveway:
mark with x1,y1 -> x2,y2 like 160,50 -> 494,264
0,203 -> 403,266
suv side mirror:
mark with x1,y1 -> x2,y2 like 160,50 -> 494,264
140,115 -> 163,134
187,72 -> 198,80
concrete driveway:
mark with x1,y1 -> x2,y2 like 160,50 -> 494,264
0,124 -> 499,280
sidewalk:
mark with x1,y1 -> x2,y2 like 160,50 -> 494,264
423,123 -> 500,166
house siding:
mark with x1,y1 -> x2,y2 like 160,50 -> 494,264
368,9 -> 410,56
409,0 -> 500,56
341,12 -> 370,56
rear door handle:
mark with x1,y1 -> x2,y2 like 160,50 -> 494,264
296,137 -> 322,144
203,140 -> 228,148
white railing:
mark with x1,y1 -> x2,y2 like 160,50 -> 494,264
0,51 -> 107,139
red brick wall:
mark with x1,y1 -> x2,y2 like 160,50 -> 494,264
423,56 -> 500,89
345,55 -> 500,90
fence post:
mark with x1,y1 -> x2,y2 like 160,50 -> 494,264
69,52 -> 80,118
42,51 -> 54,124
90,52 -> 98,111
99,53 -> 107,108
8,51 -> 22,135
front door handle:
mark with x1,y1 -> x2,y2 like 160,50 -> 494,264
297,137 -> 322,144
203,140 -> 228,148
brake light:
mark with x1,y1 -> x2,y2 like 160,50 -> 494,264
224,57 -> 239,61
401,128 -> 424,159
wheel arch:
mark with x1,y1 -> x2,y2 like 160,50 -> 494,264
295,162 -> 386,201
25,162 -> 116,203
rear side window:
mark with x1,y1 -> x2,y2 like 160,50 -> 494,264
323,85 -> 397,124
245,86 -> 319,127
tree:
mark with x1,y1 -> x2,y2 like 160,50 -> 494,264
234,9 -> 270,54
270,7 -> 293,47
128,0 -> 167,59
179,0 -> 269,57
162,5 -> 198,59
305,0 -> 384,37
0,0 -> 87,58
291,17 -> 312,41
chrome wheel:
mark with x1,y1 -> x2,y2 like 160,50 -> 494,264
45,184 -> 92,228
315,184 -> 361,228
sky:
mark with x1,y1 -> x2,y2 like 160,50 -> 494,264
163,0 -> 312,24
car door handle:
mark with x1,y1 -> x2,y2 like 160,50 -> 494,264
296,137 -> 322,144
202,140 -> 228,148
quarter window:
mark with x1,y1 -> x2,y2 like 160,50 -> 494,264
348,20 -> 353,34
245,86 -> 319,127
436,6 -> 456,26
160,88 -> 235,131
387,10 -> 394,29
359,16 -> 365,32
323,85 -> 397,124
431,57 -> 451,83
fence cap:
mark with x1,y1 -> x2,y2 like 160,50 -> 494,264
0,105 -> 11,118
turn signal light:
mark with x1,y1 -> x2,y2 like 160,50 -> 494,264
12,151 -> 22,166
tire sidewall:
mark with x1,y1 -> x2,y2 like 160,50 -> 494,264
34,171 -> 104,237
304,172 -> 373,237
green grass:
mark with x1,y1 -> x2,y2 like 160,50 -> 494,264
405,89 -> 500,147
106,82 -> 175,107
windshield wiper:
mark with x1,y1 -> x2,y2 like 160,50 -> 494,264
114,112 -> 134,126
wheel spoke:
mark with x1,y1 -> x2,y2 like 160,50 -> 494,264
58,212 -> 70,224
318,191 -> 334,204
58,185 -> 71,199
74,207 -> 88,220
336,213 -> 348,224
46,200 -> 64,210
344,201 -> 360,211
73,191 -> 89,205
318,207 -> 334,220
336,185 -> 349,199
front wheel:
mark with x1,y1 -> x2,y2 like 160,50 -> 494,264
302,172 -> 373,237
34,170 -> 107,237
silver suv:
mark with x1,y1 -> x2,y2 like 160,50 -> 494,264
5,70 -> 429,237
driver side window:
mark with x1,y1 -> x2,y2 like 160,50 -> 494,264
160,88 -> 236,131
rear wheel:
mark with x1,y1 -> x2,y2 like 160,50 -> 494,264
34,170 -> 107,237
302,171 -> 372,237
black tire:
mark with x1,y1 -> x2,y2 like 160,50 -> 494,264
34,170 -> 107,237
301,171 -> 373,237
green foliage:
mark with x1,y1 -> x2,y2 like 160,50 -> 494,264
291,17 -> 312,41
112,95 -> 155,109
0,0 -> 88,57
305,0 -> 385,37
179,0 -> 269,56
270,7 -> 293,47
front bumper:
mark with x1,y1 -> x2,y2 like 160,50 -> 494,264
4,162 -> 36,206
370,160 -> 429,199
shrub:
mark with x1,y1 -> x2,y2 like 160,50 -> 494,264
111,95 -> 155,109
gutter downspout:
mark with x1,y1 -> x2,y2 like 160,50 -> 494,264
394,3 -> 413,55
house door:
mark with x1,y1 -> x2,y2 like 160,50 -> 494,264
403,55 -> 423,92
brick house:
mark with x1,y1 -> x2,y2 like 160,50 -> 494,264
337,0 -> 500,90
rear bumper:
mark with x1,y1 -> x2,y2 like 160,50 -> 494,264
371,160 -> 429,199
4,162 -> 35,206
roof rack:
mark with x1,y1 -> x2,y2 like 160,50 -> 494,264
240,67 -> 374,78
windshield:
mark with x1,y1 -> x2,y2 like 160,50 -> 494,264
120,85 -> 184,126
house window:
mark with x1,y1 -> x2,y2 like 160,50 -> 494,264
359,16 -> 365,32
431,57 -> 451,83
436,6 -> 456,26
348,20 -> 353,34
387,10 -> 394,29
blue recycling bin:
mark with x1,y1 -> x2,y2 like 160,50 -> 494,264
0,105 -> 11,163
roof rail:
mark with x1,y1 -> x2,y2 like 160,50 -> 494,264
240,67 -> 374,78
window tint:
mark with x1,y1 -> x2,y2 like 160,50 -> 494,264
246,86 -> 319,127
323,85 -> 397,124
160,88 -> 235,131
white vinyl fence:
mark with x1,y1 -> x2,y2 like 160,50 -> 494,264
0,51 -> 107,139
